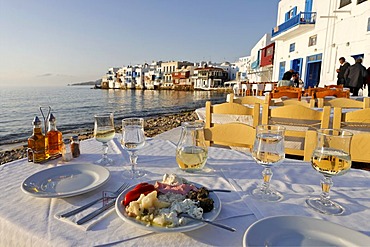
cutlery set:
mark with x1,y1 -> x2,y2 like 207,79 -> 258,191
61,183 -> 129,223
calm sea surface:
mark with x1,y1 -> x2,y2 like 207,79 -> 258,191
0,86 -> 227,145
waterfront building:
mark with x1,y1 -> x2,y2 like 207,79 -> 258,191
172,66 -> 195,90
161,61 -> 194,88
134,64 -> 149,89
271,0 -> 370,88
248,34 -> 274,82
193,65 -> 228,90
144,61 -> 162,90
124,66 -> 135,89
101,67 -> 120,89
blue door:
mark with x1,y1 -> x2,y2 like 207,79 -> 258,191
305,62 -> 322,88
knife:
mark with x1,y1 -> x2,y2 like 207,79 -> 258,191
76,199 -> 116,225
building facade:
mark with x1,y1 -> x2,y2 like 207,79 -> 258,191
248,34 -> 274,82
193,66 -> 229,90
271,0 -> 370,88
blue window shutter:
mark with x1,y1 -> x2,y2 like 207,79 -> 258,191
293,7 -> 297,16
285,12 -> 289,21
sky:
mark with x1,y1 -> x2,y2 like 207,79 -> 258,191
0,0 -> 279,87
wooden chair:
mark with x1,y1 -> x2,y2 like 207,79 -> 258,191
318,97 -> 370,108
325,84 -> 344,89
304,87 -> 327,97
350,133 -> 370,163
204,101 -> 258,148
229,93 -> 267,105
274,98 -> 315,108
333,107 -> 370,163
270,91 -> 302,101
262,104 -> 331,161
314,89 -> 349,99
333,108 -> 370,129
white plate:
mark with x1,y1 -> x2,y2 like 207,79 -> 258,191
243,216 -> 370,246
115,180 -> 221,232
21,163 -> 110,198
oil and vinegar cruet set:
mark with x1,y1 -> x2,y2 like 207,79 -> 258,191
27,106 -> 79,164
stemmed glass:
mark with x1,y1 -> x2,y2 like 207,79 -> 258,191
121,118 -> 146,178
94,113 -> 115,165
306,129 -> 353,215
251,125 -> 285,202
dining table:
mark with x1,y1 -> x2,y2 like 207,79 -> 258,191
1,134 -> 370,246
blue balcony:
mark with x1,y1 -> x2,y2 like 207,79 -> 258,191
272,12 -> 316,40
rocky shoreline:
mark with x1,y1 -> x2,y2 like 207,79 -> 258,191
0,111 -> 198,165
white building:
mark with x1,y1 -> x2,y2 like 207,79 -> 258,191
105,67 -> 120,89
234,56 -> 251,81
248,34 -> 274,82
144,61 -> 162,90
271,0 -> 370,88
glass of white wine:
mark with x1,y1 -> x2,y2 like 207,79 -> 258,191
94,113 -> 115,165
306,129 -> 353,215
251,125 -> 285,202
176,122 -> 208,172
121,118 -> 146,178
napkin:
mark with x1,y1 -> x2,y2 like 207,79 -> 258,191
55,196 -> 116,231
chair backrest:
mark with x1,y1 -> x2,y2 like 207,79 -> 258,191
275,98 -> 315,108
232,95 -> 266,105
333,107 -> 370,129
315,89 -> 349,99
325,84 -> 344,89
270,91 -> 302,100
333,108 -> 370,162
262,104 -> 331,161
350,132 -> 370,163
304,87 -> 325,97
318,97 -> 370,108
204,101 -> 257,148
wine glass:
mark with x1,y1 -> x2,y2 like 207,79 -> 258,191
306,129 -> 353,215
94,113 -> 115,165
121,118 -> 146,178
251,125 -> 285,202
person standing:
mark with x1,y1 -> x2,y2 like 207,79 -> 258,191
344,58 -> 368,96
336,57 -> 350,85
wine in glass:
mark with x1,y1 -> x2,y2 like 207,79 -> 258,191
94,113 -> 115,165
251,125 -> 285,202
306,129 -> 353,215
176,122 -> 208,172
121,118 -> 146,178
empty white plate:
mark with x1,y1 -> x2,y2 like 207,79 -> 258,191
243,215 -> 370,246
21,163 -> 110,198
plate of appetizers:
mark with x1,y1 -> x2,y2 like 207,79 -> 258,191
115,174 -> 221,232
21,163 -> 110,198
243,215 -> 370,247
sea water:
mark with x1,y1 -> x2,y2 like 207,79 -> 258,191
0,86 -> 226,145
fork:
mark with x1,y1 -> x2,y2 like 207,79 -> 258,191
179,213 -> 236,232
60,183 -> 129,218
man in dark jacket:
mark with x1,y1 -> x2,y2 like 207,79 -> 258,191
336,57 -> 350,85
344,58 -> 368,96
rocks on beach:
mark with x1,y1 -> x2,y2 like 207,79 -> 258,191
0,111 -> 198,165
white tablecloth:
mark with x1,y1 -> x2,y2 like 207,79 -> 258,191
1,136 -> 370,246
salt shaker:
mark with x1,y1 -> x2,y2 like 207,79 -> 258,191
62,139 -> 73,162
